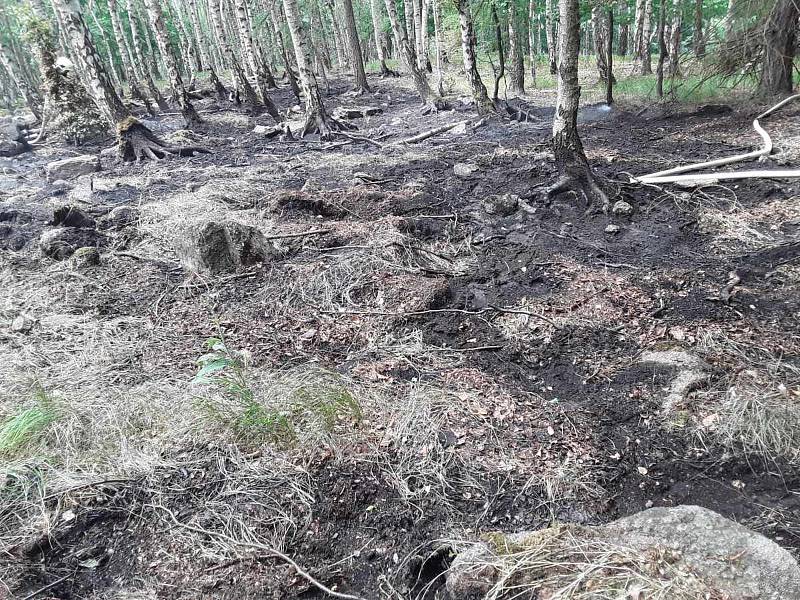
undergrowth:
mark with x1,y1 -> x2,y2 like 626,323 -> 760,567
193,337 -> 362,447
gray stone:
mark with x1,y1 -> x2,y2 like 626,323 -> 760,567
69,246 -> 101,269
454,163 -> 479,178
177,221 -> 275,274
483,193 -> 519,217
100,206 -> 138,229
611,200 -> 634,216
46,155 -> 100,182
39,227 -> 105,260
11,315 -> 34,333
639,350 -> 709,413
604,224 -> 620,234
446,506 -> 800,600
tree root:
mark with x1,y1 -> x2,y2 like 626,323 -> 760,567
548,161 -> 610,213
117,117 -> 210,162
301,110 -> 356,141
421,98 -> 451,115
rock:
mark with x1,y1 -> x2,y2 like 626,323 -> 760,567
100,146 -> 118,158
176,221 -> 275,274
69,246 -> 101,269
611,200 -> 634,216
454,163 -> 479,178
46,155 -> 100,182
639,349 -> 709,413
604,224 -> 620,234
100,206 -> 138,229
11,315 -> 34,333
52,205 -> 96,228
0,117 -> 29,157
483,193 -> 519,217
39,227 -> 105,260
446,506 -> 800,600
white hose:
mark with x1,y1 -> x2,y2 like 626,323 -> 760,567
632,94 -> 800,184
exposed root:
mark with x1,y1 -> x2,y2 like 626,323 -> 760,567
421,98 -> 451,115
117,117 -> 210,162
548,161 -> 610,213
301,110 -> 356,141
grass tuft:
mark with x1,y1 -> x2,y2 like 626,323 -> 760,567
0,387 -> 57,457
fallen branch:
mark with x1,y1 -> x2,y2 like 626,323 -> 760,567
22,574 -> 73,600
398,118 -> 488,145
150,504 -> 365,600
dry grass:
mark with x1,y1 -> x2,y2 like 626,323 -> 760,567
451,526 -> 718,600
695,329 -> 800,465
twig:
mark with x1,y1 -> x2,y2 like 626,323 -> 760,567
264,228 -> 331,240
335,132 -> 385,148
22,574 -> 73,600
149,504 -> 365,600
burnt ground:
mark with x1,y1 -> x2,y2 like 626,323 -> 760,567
1,74 -> 799,599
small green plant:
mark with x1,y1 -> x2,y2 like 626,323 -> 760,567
194,337 -> 295,445
0,386 -> 57,457
193,338 -> 361,446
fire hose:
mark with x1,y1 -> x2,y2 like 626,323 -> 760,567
631,94 -> 800,185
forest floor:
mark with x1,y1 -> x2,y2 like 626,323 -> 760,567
1,72 -> 800,599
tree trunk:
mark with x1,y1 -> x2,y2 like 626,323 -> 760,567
618,0 -> 629,55
606,8 -> 613,104
420,0 -> 430,70
692,0 -> 704,56
668,0 -> 681,77
656,0 -> 667,97
341,0 -> 371,92
107,0 -> 153,111
209,0 -> 262,109
545,0 -> 557,74
405,0 -> 417,63
508,0 -> 525,94
383,0 -> 439,106
758,0 -> 800,96
233,0 -> 282,121
456,0 -> 493,112
187,0 -> 228,99
125,0 -> 168,109
369,0 -> 394,75
490,3 -> 506,101
432,0 -> 445,93
528,0 -> 538,86
143,0 -> 201,127
0,42 -> 43,120
634,0 -> 653,75
550,0 -> 606,209
723,0 -> 737,40
283,0 -> 349,137
592,6 -> 612,83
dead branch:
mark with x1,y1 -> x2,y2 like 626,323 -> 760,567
398,118 -> 488,145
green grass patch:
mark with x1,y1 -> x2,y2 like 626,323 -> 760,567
0,387 -> 57,457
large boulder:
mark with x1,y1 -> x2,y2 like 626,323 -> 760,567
176,221 -> 275,274
446,505 -> 800,600
39,227 -> 105,260
45,155 -> 100,182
